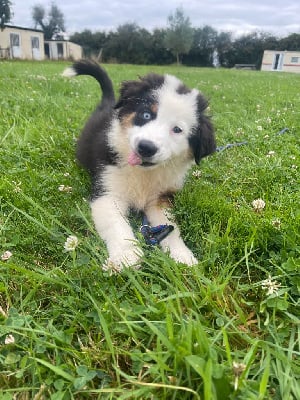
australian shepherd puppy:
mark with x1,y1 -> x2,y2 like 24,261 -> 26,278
63,60 -> 215,272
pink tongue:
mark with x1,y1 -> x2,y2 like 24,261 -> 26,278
128,151 -> 142,166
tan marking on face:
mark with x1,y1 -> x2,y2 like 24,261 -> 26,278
151,103 -> 158,114
120,112 -> 135,130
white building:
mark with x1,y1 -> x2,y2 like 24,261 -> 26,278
0,25 -> 44,60
44,40 -> 82,60
261,50 -> 300,73
0,25 -> 82,61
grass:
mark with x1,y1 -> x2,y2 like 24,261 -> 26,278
0,60 -> 299,399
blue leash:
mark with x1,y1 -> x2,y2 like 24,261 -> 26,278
216,127 -> 289,152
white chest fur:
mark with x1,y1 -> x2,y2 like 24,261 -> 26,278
102,155 -> 193,210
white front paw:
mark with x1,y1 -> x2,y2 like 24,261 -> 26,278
169,247 -> 198,266
102,248 -> 143,273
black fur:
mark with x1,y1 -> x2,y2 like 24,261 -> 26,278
72,60 -> 115,106
74,61 -> 117,175
189,95 -> 215,164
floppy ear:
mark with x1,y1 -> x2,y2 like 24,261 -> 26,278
188,96 -> 216,164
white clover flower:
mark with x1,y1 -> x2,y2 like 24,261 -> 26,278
261,275 -> 281,296
192,170 -> 202,178
266,117 -> 272,124
257,125 -> 263,131
233,361 -> 246,376
266,151 -> 275,158
12,181 -> 22,193
58,185 -> 73,193
36,75 -> 47,80
5,334 -> 15,345
252,198 -> 265,213
233,361 -> 246,391
1,251 -> 12,261
272,218 -> 281,229
64,235 -> 79,252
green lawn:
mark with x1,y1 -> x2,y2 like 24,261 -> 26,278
0,60 -> 299,399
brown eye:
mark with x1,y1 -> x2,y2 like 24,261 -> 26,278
173,126 -> 182,134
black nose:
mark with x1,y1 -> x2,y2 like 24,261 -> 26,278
137,140 -> 158,158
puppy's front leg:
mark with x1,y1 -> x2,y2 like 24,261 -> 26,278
91,196 -> 142,272
146,205 -> 198,266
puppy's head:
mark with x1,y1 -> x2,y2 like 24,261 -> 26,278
113,73 -> 215,167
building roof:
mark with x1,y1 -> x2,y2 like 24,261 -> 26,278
4,24 -> 43,33
264,49 -> 300,53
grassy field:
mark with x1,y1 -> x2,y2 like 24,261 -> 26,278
0,60 -> 299,399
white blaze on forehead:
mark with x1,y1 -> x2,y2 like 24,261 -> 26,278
154,75 -> 199,128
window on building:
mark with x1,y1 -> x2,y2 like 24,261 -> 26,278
291,57 -> 299,63
273,53 -> 284,71
10,33 -> 20,47
10,33 -> 21,58
31,37 -> 40,49
57,43 -> 64,58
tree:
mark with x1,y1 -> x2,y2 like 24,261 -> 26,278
279,33 -> 300,51
184,26 -> 218,66
223,32 -> 270,68
149,28 -> 174,65
164,7 -> 193,64
32,2 -> 65,40
70,29 -> 107,58
216,31 -> 233,67
0,0 -> 12,30
104,23 -> 152,64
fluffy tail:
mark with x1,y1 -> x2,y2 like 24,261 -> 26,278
62,60 -> 115,105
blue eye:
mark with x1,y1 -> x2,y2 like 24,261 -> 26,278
143,112 -> 151,120
173,126 -> 183,134
134,109 -> 154,126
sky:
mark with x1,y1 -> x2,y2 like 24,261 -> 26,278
9,0 -> 300,38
